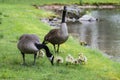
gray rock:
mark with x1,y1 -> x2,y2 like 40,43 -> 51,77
78,14 -> 98,22
67,5 -> 84,19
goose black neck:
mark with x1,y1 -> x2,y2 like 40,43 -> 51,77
35,43 -> 52,57
61,6 -> 67,23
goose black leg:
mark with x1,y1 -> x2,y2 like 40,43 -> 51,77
53,44 -> 57,53
21,52 -> 26,65
57,44 -> 60,53
33,53 -> 37,65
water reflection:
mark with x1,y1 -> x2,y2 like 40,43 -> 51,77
67,9 -> 120,61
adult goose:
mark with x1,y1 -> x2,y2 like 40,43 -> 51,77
17,34 -> 54,65
42,6 -> 69,53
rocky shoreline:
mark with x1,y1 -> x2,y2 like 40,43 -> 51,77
39,5 -> 100,27
37,4 -> 120,27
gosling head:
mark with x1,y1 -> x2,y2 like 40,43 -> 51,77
78,53 -> 84,57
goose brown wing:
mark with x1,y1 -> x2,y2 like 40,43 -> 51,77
44,29 -> 59,41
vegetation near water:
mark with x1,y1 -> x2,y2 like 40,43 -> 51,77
0,0 -> 120,80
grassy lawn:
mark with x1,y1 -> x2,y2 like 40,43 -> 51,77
0,0 -> 120,5
0,1 -> 120,80
83,0 -> 120,5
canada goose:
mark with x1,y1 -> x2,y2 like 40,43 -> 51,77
17,34 -> 54,65
42,6 -> 69,53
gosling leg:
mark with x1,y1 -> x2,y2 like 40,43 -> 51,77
53,44 -> 57,53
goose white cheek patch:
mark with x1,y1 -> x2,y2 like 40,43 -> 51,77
49,55 -> 54,61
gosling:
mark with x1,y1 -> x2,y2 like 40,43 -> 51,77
54,56 -> 64,64
65,54 -> 74,65
80,41 -> 88,46
73,58 -> 79,64
37,50 -> 45,58
78,53 -> 87,64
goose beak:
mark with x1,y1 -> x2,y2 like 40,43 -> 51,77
49,55 -> 54,65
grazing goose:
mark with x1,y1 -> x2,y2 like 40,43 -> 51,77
42,6 -> 69,53
17,34 -> 54,65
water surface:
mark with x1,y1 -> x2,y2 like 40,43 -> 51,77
67,9 -> 120,61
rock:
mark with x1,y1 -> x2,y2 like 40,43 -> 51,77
67,17 -> 76,22
78,14 -> 98,22
53,5 -> 85,20
67,5 -> 84,19
41,18 -> 49,23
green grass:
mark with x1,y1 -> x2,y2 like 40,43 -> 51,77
0,0 -> 120,5
0,1 -> 120,80
83,0 -> 120,5
0,0 -> 79,5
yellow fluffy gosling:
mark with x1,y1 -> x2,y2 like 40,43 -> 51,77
73,58 -> 79,64
37,50 -> 45,58
54,56 -> 64,64
78,53 -> 87,64
65,54 -> 74,65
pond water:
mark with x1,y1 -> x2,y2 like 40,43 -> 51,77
67,9 -> 120,62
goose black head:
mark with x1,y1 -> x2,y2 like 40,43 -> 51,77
63,6 -> 67,11
35,43 -> 54,65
